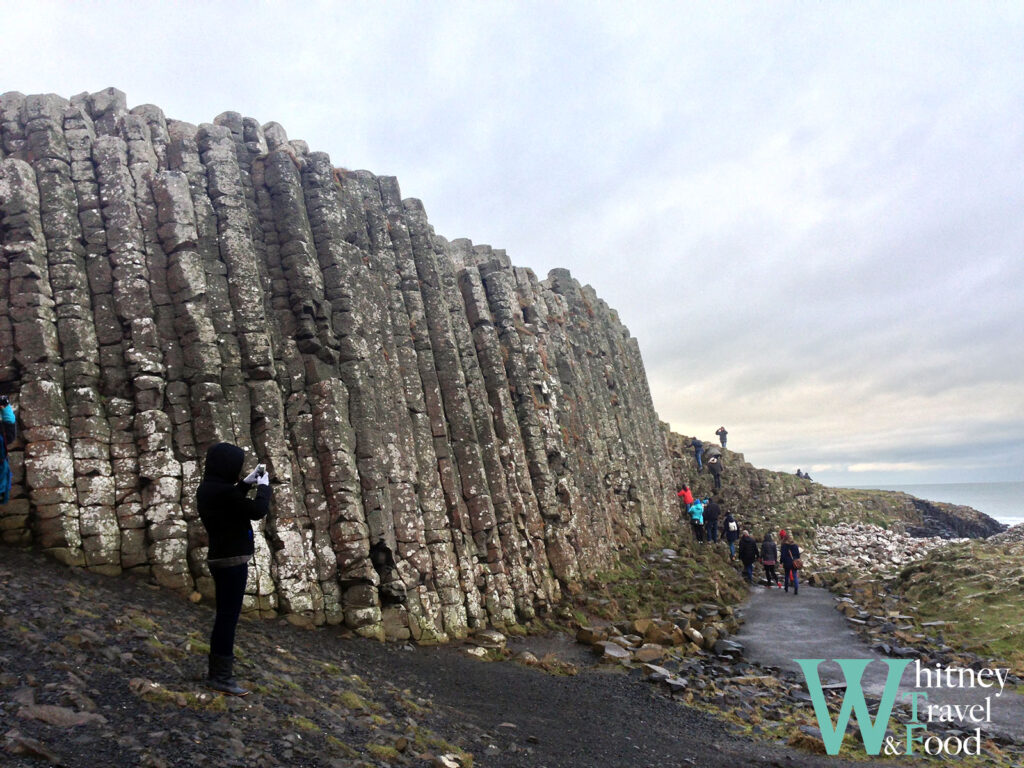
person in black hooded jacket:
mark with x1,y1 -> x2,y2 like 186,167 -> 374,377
198,442 -> 271,696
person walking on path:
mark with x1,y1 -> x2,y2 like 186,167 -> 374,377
760,532 -> 779,587
690,437 -> 704,471
722,511 -> 739,560
703,493 -> 721,543
781,533 -> 801,595
707,451 -> 723,490
738,531 -> 759,583
0,395 -> 16,505
715,426 -> 728,448
688,498 -> 706,543
198,442 -> 272,696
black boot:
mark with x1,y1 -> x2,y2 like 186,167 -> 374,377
207,654 -> 249,696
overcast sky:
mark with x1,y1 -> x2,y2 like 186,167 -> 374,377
4,0 -> 1023,488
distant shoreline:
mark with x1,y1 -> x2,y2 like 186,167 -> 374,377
843,480 -> 1023,528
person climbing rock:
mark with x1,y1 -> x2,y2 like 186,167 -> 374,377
722,509 -> 740,560
781,533 -> 801,595
688,497 -> 705,543
690,437 -> 704,471
715,426 -> 728,448
738,531 -> 759,584
760,532 -> 778,587
0,395 -> 16,505
706,450 -> 723,490
197,442 -> 272,696
703,492 -> 721,543
677,484 -> 694,507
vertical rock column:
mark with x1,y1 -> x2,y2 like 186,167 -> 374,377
296,158 -> 396,638
65,102 -> 147,572
432,239 -> 522,623
453,244 -> 560,613
26,94 -> 121,575
91,132 -> 188,590
379,192 -> 475,636
476,255 -> 582,583
252,139 -> 341,621
0,158 -> 79,564
404,211 -> 514,628
350,173 -> 452,640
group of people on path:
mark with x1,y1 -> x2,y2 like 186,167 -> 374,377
736,528 -> 801,595
677,485 -> 736,545
690,426 -> 728,490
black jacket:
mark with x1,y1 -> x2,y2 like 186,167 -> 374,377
781,542 -> 801,568
738,536 -> 759,565
760,540 -> 778,563
198,443 -> 271,562
704,499 -> 720,523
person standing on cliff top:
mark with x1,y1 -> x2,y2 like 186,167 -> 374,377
716,426 -> 728,448
690,437 -> 704,471
197,442 -> 272,696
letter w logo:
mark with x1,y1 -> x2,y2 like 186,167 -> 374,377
796,659 -> 911,755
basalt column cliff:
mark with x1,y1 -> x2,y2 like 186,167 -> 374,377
0,88 -> 676,640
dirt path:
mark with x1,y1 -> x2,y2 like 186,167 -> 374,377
2,546 -> 902,768
734,584 -> 1024,743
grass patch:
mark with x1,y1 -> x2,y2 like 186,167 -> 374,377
288,715 -> 320,732
892,541 -> 1024,675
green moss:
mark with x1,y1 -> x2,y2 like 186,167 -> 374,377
338,690 -> 371,711
365,743 -> 400,761
288,715 -> 319,732
325,735 -> 360,758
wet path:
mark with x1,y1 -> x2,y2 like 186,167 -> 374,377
734,584 -> 1024,742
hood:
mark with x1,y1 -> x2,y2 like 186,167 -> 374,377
203,442 -> 245,483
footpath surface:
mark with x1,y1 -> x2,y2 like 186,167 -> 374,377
735,584 -> 1024,743
1,546 -> 894,768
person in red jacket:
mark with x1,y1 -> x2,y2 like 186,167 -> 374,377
677,485 -> 694,506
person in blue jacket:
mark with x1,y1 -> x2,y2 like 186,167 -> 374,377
0,396 -> 16,504
688,498 -> 705,543
690,437 -> 704,471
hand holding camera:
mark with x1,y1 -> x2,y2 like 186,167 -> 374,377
243,463 -> 267,484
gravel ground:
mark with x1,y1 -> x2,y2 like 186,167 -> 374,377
1,546 -> 901,768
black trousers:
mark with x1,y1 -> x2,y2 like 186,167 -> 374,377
210,563 -> 248,657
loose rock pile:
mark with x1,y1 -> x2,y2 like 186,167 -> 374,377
990,523 -> 1024,544
808,522 -> 962,581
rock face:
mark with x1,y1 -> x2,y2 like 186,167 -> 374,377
0,89 -> 678,640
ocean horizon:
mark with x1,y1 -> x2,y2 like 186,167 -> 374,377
845,480 -> 1023,529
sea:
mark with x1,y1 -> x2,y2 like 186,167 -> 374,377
849,481 -> 1024,529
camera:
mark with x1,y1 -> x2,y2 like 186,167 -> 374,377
255,463 -> 266,477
